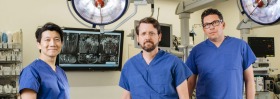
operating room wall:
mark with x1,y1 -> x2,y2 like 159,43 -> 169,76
0,0 -> 279,99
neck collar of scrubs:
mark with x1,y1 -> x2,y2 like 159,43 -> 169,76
138,49 -> 165,66
36,58 -> 58,72
206,36 -> 230,47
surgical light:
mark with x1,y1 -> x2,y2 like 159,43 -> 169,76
71,0 -> 128,25
240,0 -> 280,25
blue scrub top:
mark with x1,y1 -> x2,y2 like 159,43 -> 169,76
19,59 -> 70,99
119,50 -> 192,99
186,36 -> 256,99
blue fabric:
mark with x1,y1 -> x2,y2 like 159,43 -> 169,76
19,59 -> 70,99
186,36 -> 256,99
2,32 -> 8,43
119,49 -> 192,99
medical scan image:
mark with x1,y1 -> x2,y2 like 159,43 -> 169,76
61,33 -> 79,53
59,33 -> 121,64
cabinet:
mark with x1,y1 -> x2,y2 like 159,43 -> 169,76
0,31 -> 22,99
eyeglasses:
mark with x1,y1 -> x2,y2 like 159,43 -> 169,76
203,20 -> 223,29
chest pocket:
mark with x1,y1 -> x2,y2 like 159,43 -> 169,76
149,69 -> 173,95
149,70 -> 171,84
223,53 -> 240,70
129,74 -> 149,96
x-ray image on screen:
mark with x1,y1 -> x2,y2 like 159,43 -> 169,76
61,33 -> 79,53
79,34 -> 99,54
58,28 -> 124,71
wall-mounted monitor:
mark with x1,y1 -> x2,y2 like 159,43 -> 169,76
248,37 -> 274,57
58,27 -> 124,71
134,20 -> 172,50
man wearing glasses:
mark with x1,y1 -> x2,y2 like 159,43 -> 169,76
185,8 -> 256,99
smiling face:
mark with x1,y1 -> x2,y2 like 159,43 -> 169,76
37,30 -> 63,58
137,23 -> 162,52
203,14 -> 225,41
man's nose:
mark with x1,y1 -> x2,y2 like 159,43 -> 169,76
209,24 -> 215,29
49,39 -> 55,46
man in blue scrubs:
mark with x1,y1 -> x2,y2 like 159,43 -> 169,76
119,17 -> 192,99
19,22 -> 70,99
186,8 -> 256,99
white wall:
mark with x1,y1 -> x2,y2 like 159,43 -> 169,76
0,0 -> 279,99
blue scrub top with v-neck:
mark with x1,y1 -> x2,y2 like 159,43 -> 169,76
119,50 -> 192,99
186,36 -> 256,99
19,59 -> 70,99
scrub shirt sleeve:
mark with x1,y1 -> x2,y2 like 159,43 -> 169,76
19,66 -> 40,93
119,65 -> 130,91
242,42 -> 257,70
185,50 -> 198,74
174,58 -> 193,87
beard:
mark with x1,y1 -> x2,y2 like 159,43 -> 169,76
140,41 -> 158,52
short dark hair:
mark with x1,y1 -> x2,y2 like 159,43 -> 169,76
35,22 -> 63,43
201,8 -> 223,24
135,17 -> 161,35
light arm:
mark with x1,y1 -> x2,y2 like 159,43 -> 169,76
121,89 -> 131,99
20,89 -> 37,99
244,65 -> 255,99
187,75 -> 197,98
176,80 -> 189,99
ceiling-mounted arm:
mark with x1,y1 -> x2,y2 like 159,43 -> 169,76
104,0 -> 155,32
176,0 -> 228,14
237,16 -> 264,30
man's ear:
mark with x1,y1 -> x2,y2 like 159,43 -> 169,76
136,35 -> 139,43
159,33 -> 162,42
37,42 -> 41,49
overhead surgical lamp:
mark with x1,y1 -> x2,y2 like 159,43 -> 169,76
67,0 -> 153,33
71,0 -> 128,25
240,0 -> 280,25
237,0 -> 280,41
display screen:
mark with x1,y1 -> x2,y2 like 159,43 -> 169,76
58,28 -> 124,71
158,25 -> 171,48
248,37 -> 274,57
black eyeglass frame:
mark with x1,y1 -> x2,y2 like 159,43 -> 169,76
202,20 -> 223,29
